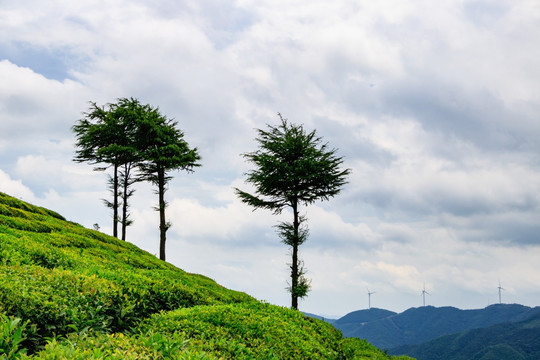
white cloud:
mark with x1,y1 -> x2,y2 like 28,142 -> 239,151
1,0 -> 540,316
0,169 -> 34,200
0,60 -> 89,154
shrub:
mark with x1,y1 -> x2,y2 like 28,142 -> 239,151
0,192 -> 413,360
0,314 -> 37,359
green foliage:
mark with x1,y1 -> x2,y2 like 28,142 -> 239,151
0,192 -> 251,354
341,338 -> 413,360
136,110 -> 201,183
0,314 -> 37,359
23,330 -> 191,359
0,192 -> 410,359
235,113 -> 350,212
140,302 -> 344,359
0,194 -> 64,221
33,303 -> 412,359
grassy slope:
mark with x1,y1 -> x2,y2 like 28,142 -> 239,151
0,192 -> 413,359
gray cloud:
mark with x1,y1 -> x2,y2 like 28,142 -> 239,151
1,0 -> 540,315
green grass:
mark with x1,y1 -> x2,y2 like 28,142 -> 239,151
0,192 -> 413,359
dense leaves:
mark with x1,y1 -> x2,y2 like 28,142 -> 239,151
32,303 -> 414,359
0,192 -> 251,354
236,114 -> 349,212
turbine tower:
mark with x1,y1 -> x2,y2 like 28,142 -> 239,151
421,282 -> 430,307
498,281 -> 505,304
367,288 -> 375,309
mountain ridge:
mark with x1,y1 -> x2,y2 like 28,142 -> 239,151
329,303 -> 540,349
390,311 -> 540,360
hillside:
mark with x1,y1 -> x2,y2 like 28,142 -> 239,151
333,304 -> 540,349
0,192 -> 413,359
391,311 -> 540,360
333,308 -> 398,338
336,308 -> 397,325
302,312 -> 337,324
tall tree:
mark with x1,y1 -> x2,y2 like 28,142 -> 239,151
108,98 -> 148,240
73,102 -> 120,237
137,109 -> 201,261
235,114 -> 350,309
72,98 -> 144,240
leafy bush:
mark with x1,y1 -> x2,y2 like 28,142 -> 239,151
0,192 -> 413,359
23,330 -> 189,359
0,314 -> 37,359
340,338 -> 413,360
140,302 -> 343,359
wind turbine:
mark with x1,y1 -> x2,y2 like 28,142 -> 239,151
498,281 -> 505,304
421,282 -> 430,307
367,288 -> 375,309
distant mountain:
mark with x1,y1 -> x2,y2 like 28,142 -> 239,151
336,308 -> 398,324
391,311 -> 540,360
333,308 -> 397,339
302,312 -> 337,323
332,304 -> 540,350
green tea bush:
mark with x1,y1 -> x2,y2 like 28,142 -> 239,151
0,314 -> 37,359
139,302 -> 344,359
0,193 -> 64,221
340,338 -> 414,360
0,193 -> 253,353
0,192 -> 414,359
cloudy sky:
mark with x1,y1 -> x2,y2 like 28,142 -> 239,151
2,0 -> 540,318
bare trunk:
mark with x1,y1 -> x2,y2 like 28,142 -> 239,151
158,167 -> 167,261
113,163 -> 119,238
291,199 -> 299,310
121,164 -> 129,241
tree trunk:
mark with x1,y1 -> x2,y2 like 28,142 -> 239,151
113,163 -> 119,238
158,167 -> 167,261
291,199 -> 299,310
121,163 -> 129,241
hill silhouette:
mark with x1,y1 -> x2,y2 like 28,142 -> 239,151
335,308 -> 397,324
0,192 -> 413,359
391,311 -> 540,360
333,304 -> 540,349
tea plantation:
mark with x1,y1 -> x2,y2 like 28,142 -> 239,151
0,192 -> 413,359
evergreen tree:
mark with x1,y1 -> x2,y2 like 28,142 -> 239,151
136,109 -> 201,261
72,98 -> 144,240
235,114 -> 350,309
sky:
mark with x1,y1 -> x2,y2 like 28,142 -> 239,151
1,0 -> 540,318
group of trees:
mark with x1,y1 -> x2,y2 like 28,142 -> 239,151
72,98 -> 200,261
74,100 -> 349,309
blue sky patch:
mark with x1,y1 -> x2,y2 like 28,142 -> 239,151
0,41 -> 81,81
